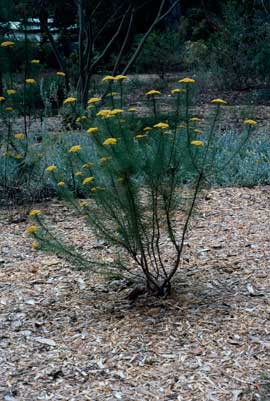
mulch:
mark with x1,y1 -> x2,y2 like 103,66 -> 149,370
1,186 -> 270,401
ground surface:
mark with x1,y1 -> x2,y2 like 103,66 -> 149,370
1,187 -> 270,401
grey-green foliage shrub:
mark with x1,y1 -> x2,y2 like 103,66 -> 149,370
212,132 -> 270,187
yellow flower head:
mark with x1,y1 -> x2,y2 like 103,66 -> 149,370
128,107 -> 137,112
5,107 -> 13,112
145,90 -> 161,96
102,75 -> 115,81
135,134 -> 147,139
88,97 -> 101,104
29,209 -> 41,217
15,154 -> 23,159
143,127 -> 152,131
96,109 -> 111,118
177,124 -> 187,129
110,108 -> 124,115
32,242 -> 40,250
26,225 -> 38,234
82,176 -> 94,185
100,156 -> 111,163
171,88 -> 186,94
7,89 -> 16,95
91,186 -> 104,192
63,97 -> 76,105
191,140 -> 204,147
76,116 -> 87,123
0,96 -> 5,102
75,171 -> 82,176
87,127 -> 99,134
153,122 -> 169,129
57,181 -> 65,187
244,119 -> 257,126
69,145 -> 81,153
25,78 -> 36,84
1,41 -> 15,47
46,165 -> 57,172
56,71 -> 66,77
114,75 -> 128,81
80,201 -> 89,207
179,77 -> 195,84
15,133 -> 25,139
103,137 -> 117,146
193,129 -> 203,134
82,162 -> 94,168
211,98 -> 227,105
107,91 -> 119,97
31,59 -> 40,64
190,117 -> 201,122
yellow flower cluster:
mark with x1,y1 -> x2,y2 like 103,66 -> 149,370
56,71 -> 66,77
244,119 -> 257,125
83,162 -> 94,168
76,116 -> 87,123
103,138 -> 117,146
100,156 -> 111,163
211,98 -> 227,105
46,165 -> 57,172
63,97 -> 77,105
83,176 -> 94,185
80,201 -> 89,207
25,78 -> 36,84
26,225 -> 38,234
153,122 -> 169,129
57,181 -> 65,187
96,109 -> 123,118
7,89 -> 16,95
191,140 -> 204,147
29,209 -> 41,217
88,97 -> 101,104
0,96 -> 5,102
179,77 -> 195,84
171,88 -> 186,94
87,127 -> 99,134
1,41 -> 15,47
193,129 -> 203,134
135,134 -> 147,139
69,145 -> 81,153
31,59 -> 40,64
102,75 -> 128,81
145,90 -> 161,96
15,133 -> 25,139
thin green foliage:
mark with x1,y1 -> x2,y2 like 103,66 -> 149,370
27,77 -> 256,295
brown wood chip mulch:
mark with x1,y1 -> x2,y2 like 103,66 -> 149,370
1,186 -> 270,401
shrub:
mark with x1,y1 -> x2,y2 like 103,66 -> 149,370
26,76 -> 256,296
131,30 -> 183,78
205,1 -> 270,89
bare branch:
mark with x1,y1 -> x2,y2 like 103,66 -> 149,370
90,7 -> 130,72
112,7 -> 135,75
121,0 -> 180,75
